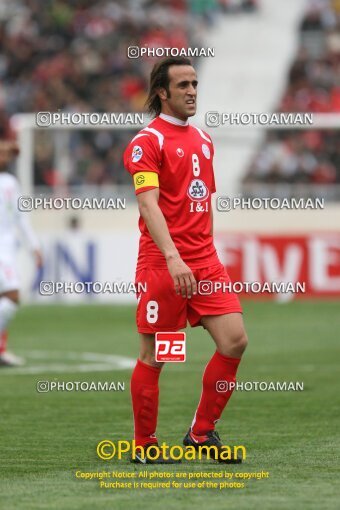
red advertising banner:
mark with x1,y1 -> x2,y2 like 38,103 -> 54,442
215,233 -> 340,299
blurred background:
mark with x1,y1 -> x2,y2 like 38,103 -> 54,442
1,6 -> 338,507
0,0 -> 339,302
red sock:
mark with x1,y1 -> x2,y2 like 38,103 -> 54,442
130,359 -> 161,447
0,331 -> 8,354
191,351 -> 241,435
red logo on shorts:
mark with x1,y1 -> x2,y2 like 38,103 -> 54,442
155,332 -> 186,362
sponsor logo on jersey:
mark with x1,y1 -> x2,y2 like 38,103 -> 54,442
202,143 -> 210,159
176,148 -> 184,158
132,145 -> 143,162
187,179 -> 209,202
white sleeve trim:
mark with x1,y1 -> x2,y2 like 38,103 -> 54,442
192,126 -> 212,144
143,127 -> 164,150
131,133 -> 149,143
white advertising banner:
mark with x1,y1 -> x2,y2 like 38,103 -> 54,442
19,232 -> 140,303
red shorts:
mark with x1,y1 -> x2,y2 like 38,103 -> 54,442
135,263 -> 242,334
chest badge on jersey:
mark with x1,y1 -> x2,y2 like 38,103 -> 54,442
132,145 -> 143,163
202,144 -> 211,160
176,148 -> 184,158
187,179 -> 209,202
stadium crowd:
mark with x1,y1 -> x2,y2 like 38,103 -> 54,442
244,0 -> 340,188
0,0 -> 256,188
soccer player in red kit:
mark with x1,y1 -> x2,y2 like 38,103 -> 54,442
123,57 -> 248,463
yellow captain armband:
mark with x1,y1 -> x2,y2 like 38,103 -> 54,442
133,171 -> 159,191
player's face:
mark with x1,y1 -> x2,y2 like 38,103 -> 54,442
159,65 -> 198,120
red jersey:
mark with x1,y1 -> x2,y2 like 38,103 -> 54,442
123,115 -> 219,269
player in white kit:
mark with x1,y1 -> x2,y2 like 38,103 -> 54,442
0,141 -> 43,366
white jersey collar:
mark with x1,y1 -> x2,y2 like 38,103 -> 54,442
159,113 -> 189,126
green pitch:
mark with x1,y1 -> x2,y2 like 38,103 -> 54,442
0,301 -> 339,510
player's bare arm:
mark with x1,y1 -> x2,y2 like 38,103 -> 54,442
137,188 -> 197,298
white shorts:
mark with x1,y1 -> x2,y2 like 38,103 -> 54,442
0,253 -> 19,294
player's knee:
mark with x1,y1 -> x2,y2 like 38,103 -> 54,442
2,290 -> 19,304
139,350 -> 164,369
236,331 -> 248,354
219,329 -> 248,357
